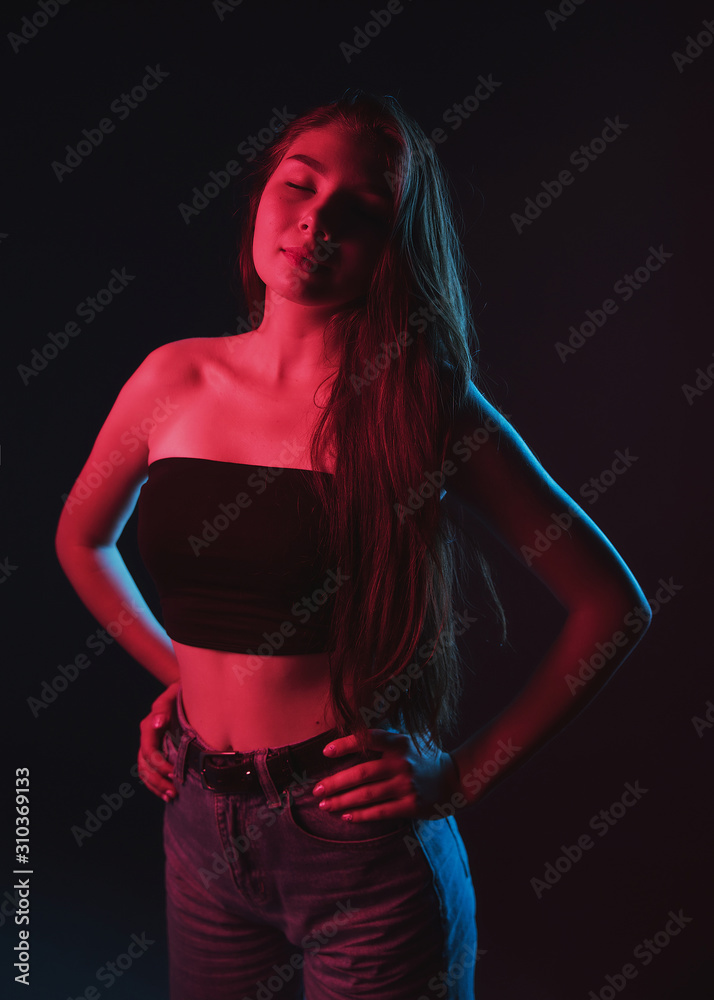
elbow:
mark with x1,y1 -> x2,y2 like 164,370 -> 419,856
573,587 -> 653,638
54,508 -> 92,566
611,592 -> 653,645
624,580 -> 654,635
634,603 -> 653,641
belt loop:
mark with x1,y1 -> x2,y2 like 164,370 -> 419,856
169,690 -> 189,786
253,749 -> 285,809
269,748 -> 298,797
173,732 -> 190,787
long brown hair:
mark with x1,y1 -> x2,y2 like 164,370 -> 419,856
233,89 -> 507,756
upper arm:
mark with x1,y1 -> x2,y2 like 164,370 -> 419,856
444,381 -> 650,616
55,342 -> 185,550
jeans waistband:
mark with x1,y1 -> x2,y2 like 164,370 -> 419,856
169,688 -> 386,795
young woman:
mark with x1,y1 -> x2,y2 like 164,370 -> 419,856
55,90 -> 651,999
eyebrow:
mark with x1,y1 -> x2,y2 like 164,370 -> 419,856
284,153 -> 391,202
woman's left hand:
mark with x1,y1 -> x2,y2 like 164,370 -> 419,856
311,729 -> 460,822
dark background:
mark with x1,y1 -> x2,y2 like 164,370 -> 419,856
3,1 -> 713,997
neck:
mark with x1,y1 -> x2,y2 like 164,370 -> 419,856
238,288 -> 344,385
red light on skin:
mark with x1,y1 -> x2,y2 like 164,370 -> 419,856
282,248 -> 330,273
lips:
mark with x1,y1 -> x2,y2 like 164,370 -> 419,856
282,247 -> 330,273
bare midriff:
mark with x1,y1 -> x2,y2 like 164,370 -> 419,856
147,332 -> 343,752
173,640 -> 338,751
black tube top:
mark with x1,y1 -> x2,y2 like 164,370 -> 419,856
136,457 -> 337,655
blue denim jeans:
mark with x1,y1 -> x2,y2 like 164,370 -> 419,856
162,689 -> 477,999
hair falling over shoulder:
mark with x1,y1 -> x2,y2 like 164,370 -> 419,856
232,88 -> 508,757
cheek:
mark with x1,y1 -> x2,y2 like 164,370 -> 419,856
253,201 -> 283,258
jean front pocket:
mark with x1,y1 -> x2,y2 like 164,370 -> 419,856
161,729 -> 176,761
286,784 -> 412,848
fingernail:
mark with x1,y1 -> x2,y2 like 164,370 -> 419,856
318,800 -> 329,810
313,783 -> 325,796
162,790 -> 175,802
323,744 -> 335,755
168,771 -> 175,779
153,715 -> 168,729
341,813 -> 353,822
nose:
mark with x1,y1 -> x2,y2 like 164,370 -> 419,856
299,199 -> 333,243
300,217 -> 330,242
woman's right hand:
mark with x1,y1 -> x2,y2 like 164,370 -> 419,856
138,680 -> 180,802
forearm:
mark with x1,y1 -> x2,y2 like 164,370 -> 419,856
450,601 -> 651,807
56,541 -> 180,686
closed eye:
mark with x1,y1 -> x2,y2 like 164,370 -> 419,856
285,183 -> 387,223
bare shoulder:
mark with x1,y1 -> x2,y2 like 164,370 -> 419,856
54,336 -> 224,549
437,367 -> 512,451
137,336 -> 215,384
444,376 -> 561,516
154,333 -> 252,380
123,335 -> 250,403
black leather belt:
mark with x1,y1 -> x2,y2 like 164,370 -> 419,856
167,697 -> 368,794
